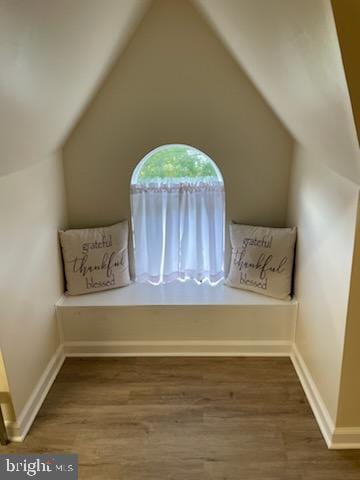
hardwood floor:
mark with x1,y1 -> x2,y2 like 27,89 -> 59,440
3,357 -> 360,479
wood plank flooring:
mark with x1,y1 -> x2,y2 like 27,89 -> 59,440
3,357 -> 360,479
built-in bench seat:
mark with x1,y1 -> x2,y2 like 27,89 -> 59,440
56,281 -> 297,357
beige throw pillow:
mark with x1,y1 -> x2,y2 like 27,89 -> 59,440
225,224 -> 296,299
59,221 -> 131,295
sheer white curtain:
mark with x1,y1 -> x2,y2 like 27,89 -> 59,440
131,180 -> 225,284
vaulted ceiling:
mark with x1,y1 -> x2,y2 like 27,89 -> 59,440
194,0 -> 360,182
0,0 -> 150,176
1,0 -> 359,182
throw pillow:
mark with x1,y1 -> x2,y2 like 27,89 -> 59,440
59,221 -> 131,295
225,223 -> 296,299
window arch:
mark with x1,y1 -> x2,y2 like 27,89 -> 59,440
130,144 -> 225,285
131,144 -> 223,184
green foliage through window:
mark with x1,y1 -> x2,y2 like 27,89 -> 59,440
137,145 -> 219,182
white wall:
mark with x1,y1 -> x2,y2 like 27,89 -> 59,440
195,0 -> 360,183
0,0 -> 149,177
0,153 -> 67,418
287,145 -> 358,423
194,0 -> 360,431
1,0 -> 358,436
63,0 -> 293,236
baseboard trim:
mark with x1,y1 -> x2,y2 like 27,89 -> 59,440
331,427 -> 360,449
291,344 -> 335,448
6,345 -> 65,442
63,340 -> 292,357
5,341 -> 360,449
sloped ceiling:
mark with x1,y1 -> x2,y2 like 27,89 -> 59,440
194,0 -> 360,183
0,0 -> 150,177
1,0 -> 359,183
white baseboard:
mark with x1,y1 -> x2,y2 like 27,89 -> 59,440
5,345 -> 65,442
290,344 -> 334,448
291,344 -> 360,449
63,340 -> 292,357
4,340 -> 360,450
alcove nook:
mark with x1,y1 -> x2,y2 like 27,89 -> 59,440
57,0 -> 296,358
1,0 -> 360,455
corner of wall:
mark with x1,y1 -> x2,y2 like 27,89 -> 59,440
286,143 -> 360,448
0,152 -> 69,428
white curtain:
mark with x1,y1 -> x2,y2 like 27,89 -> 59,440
130,180 -> 225,285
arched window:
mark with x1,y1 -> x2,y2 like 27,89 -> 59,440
130,144 -> 225,285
